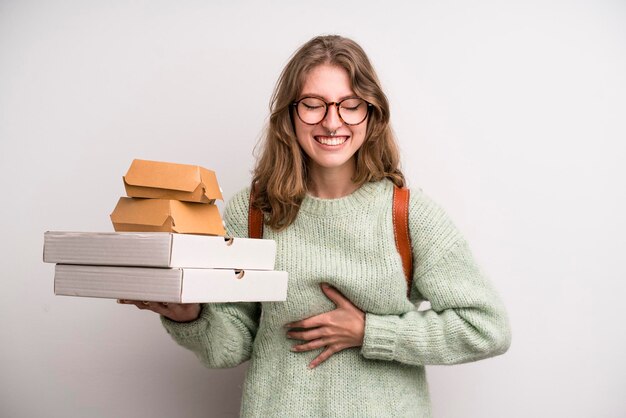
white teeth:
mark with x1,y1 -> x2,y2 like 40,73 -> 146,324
316,136 -> 346,146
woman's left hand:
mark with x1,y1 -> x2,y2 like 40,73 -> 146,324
285,283 -> 365,369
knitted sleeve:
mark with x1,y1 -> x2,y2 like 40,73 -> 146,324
361,190 -> 512,365
161,187 -> 261,368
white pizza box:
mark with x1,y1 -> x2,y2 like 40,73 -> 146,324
44,231 -> 276,270
54,264 -> 288,303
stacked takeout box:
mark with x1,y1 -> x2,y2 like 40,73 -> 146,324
111,159 -> 226,235
43,159 -> 288,303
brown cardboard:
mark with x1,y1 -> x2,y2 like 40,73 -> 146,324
110,197 -> 226,236
123,159 -> 223,203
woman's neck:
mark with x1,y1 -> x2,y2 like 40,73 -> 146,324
306,161 -> 359,199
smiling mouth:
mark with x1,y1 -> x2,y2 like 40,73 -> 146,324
314,136 -> 348,146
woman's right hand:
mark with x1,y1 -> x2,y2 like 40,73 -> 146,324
117,299 -> 202,323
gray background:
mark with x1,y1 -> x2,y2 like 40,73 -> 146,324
1,1 -> 624,417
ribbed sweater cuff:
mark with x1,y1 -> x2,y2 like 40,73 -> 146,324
160,305 -> 208,339
361,313 -> 401,361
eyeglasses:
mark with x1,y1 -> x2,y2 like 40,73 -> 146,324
292,96 -> 372,126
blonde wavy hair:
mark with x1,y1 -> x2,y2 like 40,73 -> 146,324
252,35 -> 405,231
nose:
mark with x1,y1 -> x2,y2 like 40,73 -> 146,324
321,103 -> 343,132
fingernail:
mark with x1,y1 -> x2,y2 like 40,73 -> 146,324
117,299 -> 125,304
308,363 -> 315,369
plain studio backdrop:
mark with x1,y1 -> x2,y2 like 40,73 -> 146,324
1,1 -> 624,417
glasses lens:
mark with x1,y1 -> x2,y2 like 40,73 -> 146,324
297,97 -> 327,124
339,98 -> 368,125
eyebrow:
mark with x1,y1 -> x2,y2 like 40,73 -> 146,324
298,93 -> 358,102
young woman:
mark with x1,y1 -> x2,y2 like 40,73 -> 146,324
121,35 -> 511,417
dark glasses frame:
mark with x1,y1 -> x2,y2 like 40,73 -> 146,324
292,96 -> 373,126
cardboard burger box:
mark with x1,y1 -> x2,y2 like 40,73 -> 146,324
123,159 -> 223,203
110,197 -> 226,236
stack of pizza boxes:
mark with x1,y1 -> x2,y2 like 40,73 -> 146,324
43,159 -> 288,303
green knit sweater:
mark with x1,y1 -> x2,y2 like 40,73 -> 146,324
162,179 -> 511,417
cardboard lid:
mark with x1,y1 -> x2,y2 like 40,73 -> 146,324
198,167 -> 223,201
123,159 -> 222,200
110,198 -> 172,226
169,200 -> 223,233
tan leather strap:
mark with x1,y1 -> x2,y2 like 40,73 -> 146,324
248,187 -> 264,239
393,186 -> 413,296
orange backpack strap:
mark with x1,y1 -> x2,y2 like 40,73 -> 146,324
393,185 -> 413,296
248,186 -> 264,239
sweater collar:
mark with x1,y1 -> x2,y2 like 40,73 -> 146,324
298,180 -> 386,217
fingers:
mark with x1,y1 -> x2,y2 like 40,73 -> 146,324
291,338 -> 328,353
286,284 -> 366,369
285,285 -> 349,329
118,299 -> 201,322
287,327 -> 327,341
309,346 -> 342,369
320,283 -> 350,308
285,313 -> 329,330
118,299 -> 171,315
289,334 -> 345,369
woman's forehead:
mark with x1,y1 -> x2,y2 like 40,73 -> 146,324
299,64 -> 355,100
